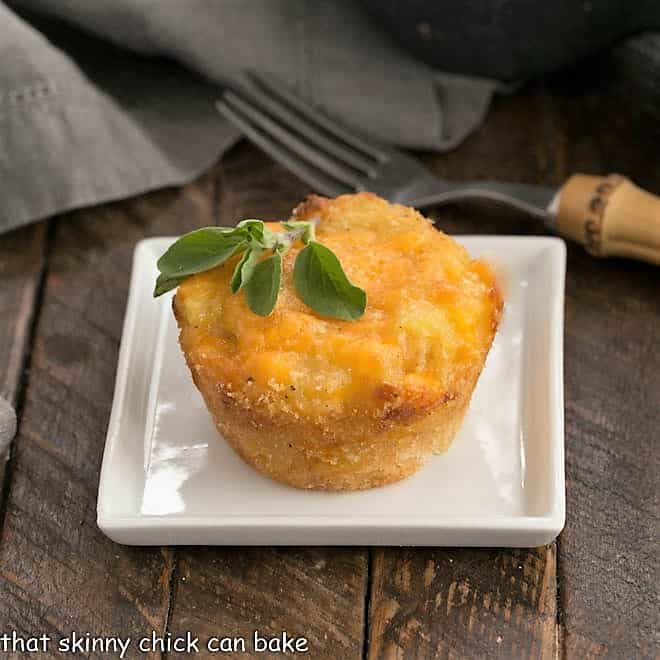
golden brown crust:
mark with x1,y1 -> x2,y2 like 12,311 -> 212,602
184,353 -> 473,490
173,193 -> 502,489
290,193 -> 330,220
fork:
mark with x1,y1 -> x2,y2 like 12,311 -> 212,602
216,72 -> 660,265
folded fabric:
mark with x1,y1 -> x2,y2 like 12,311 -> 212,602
0,0 -> 500,234
0,396 -> 16,461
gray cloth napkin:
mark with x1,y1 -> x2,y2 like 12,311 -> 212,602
0,0 -> 499,234
0,396 -> 16,461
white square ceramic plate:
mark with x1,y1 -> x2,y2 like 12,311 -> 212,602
98,236 -> 565,546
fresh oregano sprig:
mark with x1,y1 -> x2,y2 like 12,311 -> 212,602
154,219 -> 366,320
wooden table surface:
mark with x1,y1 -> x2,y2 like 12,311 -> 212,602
0,73 -> 658,659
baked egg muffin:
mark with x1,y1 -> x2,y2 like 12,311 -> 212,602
173,193 -> 502,490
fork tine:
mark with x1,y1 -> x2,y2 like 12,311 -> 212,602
216,100 -> 350,199
248,71 -> 388,163
222,91 -> 366,188
237,77 -> 378,176
223,91 -> 366,190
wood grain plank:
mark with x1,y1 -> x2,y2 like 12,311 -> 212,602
545,72 -> 660,659
0,222 -> 48,494
367,83 -> 561,659
369,547 -> 557,659
168,548 -> 367,658
0,223 -> 47,404
166,145 -> 369,660
0,172 -> 219,657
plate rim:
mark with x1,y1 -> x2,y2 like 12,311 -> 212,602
97,235 -> 566,546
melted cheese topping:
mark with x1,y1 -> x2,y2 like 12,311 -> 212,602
175,193 -> 501,422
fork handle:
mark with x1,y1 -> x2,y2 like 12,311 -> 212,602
557,174 -> 660,265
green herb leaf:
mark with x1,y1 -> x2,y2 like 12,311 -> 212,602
281,220 -> 316,244
237,219 -> 283,251
245,253 -> 282,316
293,241 -> 366,320
153,273 -> 186,297
156,227 -> 246,284
236,219 -> 266,243
230,247 -> 262,293
260,225 -> 279,250
154,218 -> 367,321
